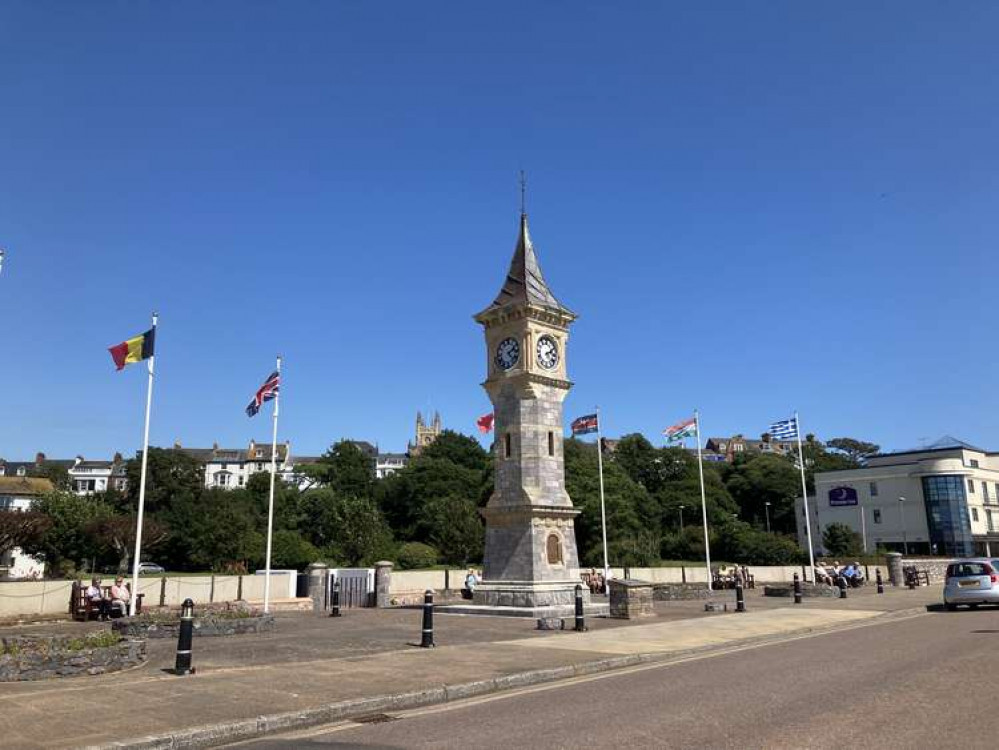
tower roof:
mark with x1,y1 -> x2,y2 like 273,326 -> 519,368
478,214 -> 573,318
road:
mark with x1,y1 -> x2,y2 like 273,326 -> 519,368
229,607 -> 999,749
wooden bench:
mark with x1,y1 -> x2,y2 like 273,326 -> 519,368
70,581 -> 144,621
903,566 -> 930,588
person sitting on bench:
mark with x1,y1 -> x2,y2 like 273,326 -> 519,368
85,577 -> 111,621
109,576 -> 131,617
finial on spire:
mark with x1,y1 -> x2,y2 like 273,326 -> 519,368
519,170 -> 527,215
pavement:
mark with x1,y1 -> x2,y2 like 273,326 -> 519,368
232,604 -> 999,750
0,585 -> 942,750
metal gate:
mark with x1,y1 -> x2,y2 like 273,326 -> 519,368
328,568 -> 374,608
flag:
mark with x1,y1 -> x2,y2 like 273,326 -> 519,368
477,413 -> 495,433
571,414 -> 599,435
769,416 -> 798,440
108,328 -> 155,371
246,370 -> 280,417
663,416 -> 696,442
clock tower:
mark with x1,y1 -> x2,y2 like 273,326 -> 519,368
472,212 -> 590,613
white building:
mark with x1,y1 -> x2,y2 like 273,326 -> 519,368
176,440 -> 293,489
0,476 -> 52,579
376,453 -> 408,479
797,436 -> 999,558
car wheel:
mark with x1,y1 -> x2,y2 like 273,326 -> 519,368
969,603 -> 980,610
945,602 -> 957,611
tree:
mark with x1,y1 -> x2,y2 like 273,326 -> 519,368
823,522 -> 864,557
396,542 -> 440,570
308,441 -> 375,498
182,489 -> 263,571
124,448 -> 205,516
301,490 -> 392,566
20,492 -> 113,576
419,430 -> 491,474
269,529 -> 320,569
86,514 -> 169,573
724,454 -> 801,533
0,510 -> 51,557
826,438 -> 880,466
420,494 -> 483,566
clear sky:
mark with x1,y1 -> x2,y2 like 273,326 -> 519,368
2,2 -> 997,461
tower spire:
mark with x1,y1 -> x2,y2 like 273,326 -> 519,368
519,170 -> 527,215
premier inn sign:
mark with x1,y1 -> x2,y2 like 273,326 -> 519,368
829,486 -> 859,507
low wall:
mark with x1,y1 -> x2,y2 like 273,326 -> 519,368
112,613 -> 275,639
0,572 -> 298,620
0,636 -> 146,681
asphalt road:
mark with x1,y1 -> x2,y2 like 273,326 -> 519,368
230,607 -> 999,750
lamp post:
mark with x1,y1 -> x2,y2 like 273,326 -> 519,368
898,496 -> 908,556
764,502 -> 772,533
678,505 -> 685,535
859,501 -> 868,553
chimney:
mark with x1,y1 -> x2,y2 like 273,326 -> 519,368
35,452 -> 46,466
113,452 -> 123,464
174,439 -> 182,449
213,442 -> 219,451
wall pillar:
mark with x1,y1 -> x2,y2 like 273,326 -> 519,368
374,561 -> 393,608
885,552 -> 903,587
306,562 -> 329,614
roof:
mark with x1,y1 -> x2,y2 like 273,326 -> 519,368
476,213 -> 573,318
0,477 -> 54,496
75,461 -> 113,470
881,435 -> 987,457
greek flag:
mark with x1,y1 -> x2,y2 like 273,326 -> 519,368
769,417 -> 798,440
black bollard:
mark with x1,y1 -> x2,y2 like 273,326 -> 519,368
735,582 -> 746,612
174,598 -> 195,676
876,569 -> 884,595
793,572 -> 803,605
420,589 -> 435,648
574,584 -> 587,632
838,575 -> 848,599
329,580 -> 342,617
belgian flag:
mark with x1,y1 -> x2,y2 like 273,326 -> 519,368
108,328 -> 155,371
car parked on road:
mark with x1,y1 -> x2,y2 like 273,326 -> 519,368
943,559 -> 999,610
137,562 -> 165,575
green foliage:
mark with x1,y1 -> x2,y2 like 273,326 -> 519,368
125,448 -> 204,516
269,529 -> 320,569
822,522 -> 865,557
179,490 -> 264,572
65,631 -> 121,651
712,521 -> 805,565
20,492 -> 114,574
0,509 -> 51,556
419,430 -> 491,473
309,441 -> 376,498
396,542 -> 440,570
826,438 -> 880,465
723,454 -> 801,533
420,495 -> 483,566
302,491 -> 393,566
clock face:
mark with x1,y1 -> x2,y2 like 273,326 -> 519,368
536,335 -> 559,370
495,337 -> 520,370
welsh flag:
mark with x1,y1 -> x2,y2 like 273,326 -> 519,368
663,416 -> 696,443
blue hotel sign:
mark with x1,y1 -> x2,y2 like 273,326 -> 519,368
829,486 -> 859,507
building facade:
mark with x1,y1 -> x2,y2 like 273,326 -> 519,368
796,436 -> 999,557
0,477 -> 53,579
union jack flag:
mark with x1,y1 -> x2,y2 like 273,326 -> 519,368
246,370 -> 280,417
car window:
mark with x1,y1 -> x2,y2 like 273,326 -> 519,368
951,563 -> 990,577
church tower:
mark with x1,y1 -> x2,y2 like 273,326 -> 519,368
472,212 -> 589,612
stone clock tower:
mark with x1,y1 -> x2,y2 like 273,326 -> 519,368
471,212 -> 591,614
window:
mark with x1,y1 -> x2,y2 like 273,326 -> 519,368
216,473 -> 229,487
734,443 -> 744,452
989,510 -> 996,533
972,508 -> 980,522
238,475 -> 245,486
257,462 -> 264,471
16,467 -> 25,477
873,509 -> 882,524
968,478 -> 975,494
548,431 -> 555,457
922,475 -> 974,557
869,481 -> 879,497
255,449 -> 264,458
0,497 -> 14,510
970,459 -> 980,468
504,433 -> 511,459
985,483 -> 991,502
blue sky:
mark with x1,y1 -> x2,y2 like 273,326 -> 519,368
1,2 -> 997,460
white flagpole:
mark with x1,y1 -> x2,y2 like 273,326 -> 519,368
694,410 -> 712,592
263,355 -> 281,614
595,407 -> 610,592
129,312 -> 157,616
794,411 -> 816,580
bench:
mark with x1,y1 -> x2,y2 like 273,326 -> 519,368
70,581 -> 144,621
903,566 -> 930,588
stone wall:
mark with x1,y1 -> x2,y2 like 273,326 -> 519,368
652,583 -> 712,601
112,613 -> 275,639
0,636 -> 145,681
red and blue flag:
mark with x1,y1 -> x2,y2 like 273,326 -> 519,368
246,371 -> 280,417
571,414 -> 599,435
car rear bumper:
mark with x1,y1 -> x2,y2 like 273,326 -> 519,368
944,586 -> 999,604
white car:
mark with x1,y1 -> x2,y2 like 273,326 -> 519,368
943,559 -> 999,610
137,562 -> 165,575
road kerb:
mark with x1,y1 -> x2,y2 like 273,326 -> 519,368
84,606 -> 927,750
